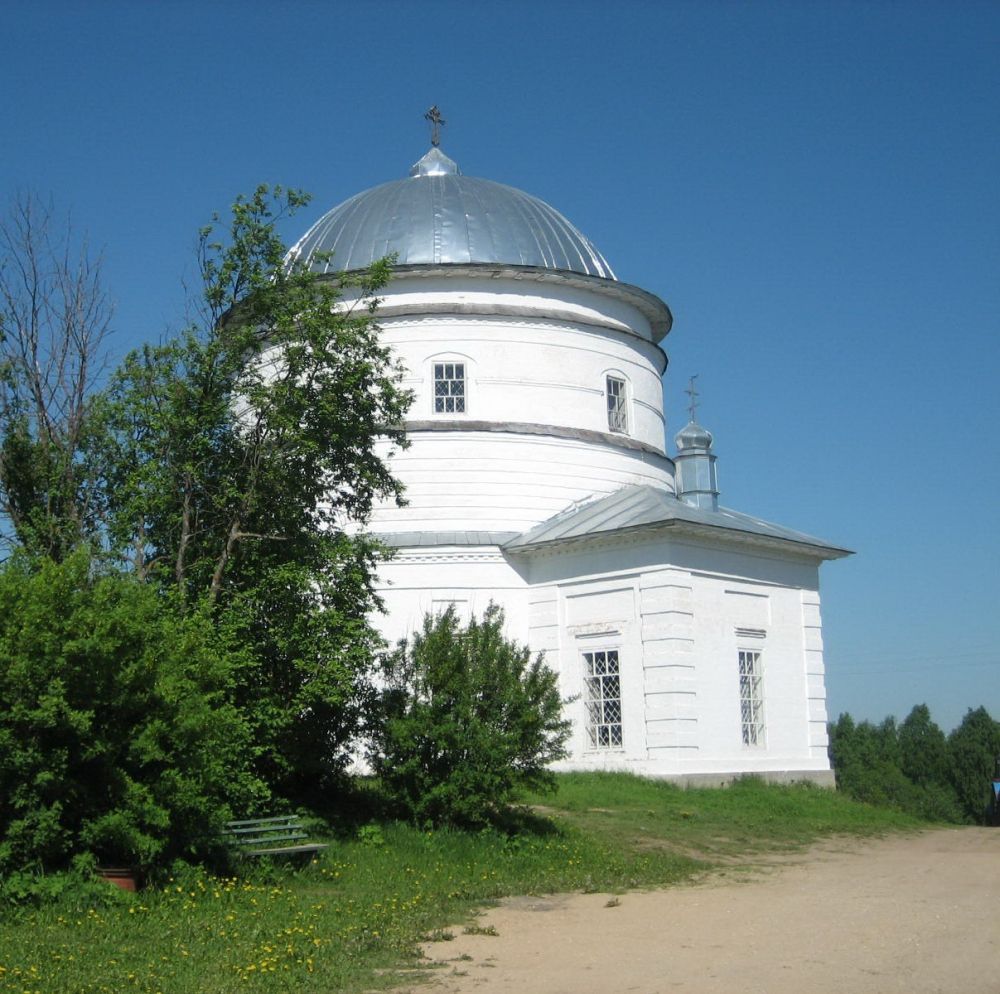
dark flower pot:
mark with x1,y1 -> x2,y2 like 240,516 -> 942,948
97,867 -> 139,891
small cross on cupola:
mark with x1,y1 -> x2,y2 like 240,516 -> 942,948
685,374 -> 700,424
424,105 -> 446,148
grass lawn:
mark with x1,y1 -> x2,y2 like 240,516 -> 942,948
0,774 -> 920,994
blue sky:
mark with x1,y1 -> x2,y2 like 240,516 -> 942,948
4,0 -> 998,731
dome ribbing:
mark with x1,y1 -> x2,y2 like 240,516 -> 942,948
289,148 -> 617,279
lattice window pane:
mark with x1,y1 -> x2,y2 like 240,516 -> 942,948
583,649 -> 622,750
738,649 -> 765,747
434,362 -> 466,414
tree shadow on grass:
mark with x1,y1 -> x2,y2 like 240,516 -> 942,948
310,778 -> 565,841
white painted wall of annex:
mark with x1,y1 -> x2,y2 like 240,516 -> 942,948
519,534 -> 831,779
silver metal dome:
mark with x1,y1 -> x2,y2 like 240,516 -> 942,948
675,421 -> 714,452
289,148 -> 617,280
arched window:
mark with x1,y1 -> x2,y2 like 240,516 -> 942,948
426,352 -> 473,416
605,373 -> 628,434
434,361 -> 465,413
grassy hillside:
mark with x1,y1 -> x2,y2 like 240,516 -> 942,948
0,774 -> 920,994
532,772 -> 917,857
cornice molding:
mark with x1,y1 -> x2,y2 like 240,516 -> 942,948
404,419 -> 670,460
350,263 -> 673,341
387,550 -> 508,565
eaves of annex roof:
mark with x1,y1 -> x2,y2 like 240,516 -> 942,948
501,485 -> 852,561
375,530 -> 521,548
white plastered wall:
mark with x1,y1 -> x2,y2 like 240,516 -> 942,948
372,546 -> 530,648
385,313 -> 666,444
518,532 -> 833,782
369,433 -> 673,533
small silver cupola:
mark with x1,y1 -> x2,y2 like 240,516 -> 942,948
674,377 -> 720,511
409,146 -> 460,177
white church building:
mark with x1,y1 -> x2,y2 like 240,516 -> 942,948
291,139 -> 850,786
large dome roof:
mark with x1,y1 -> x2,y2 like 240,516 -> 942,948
289,147 -> 617,280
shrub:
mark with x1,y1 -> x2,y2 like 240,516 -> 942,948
0,551 -> 267,874
370,605 -> 571,826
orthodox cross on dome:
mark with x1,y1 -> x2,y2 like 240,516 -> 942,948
685,375 -> 701,423
424,105 -> 446,147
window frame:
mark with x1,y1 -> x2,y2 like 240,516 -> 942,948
738,648 -> 766,748
606,374 -> 628,434
583,647 -> 623,750
432,360 -> 467,415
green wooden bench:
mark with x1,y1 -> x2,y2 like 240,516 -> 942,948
223,815 -> 328,858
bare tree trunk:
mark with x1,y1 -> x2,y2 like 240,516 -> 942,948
133,516 -> 148,582
176,475 -> 193,596
209,516 -> 242,606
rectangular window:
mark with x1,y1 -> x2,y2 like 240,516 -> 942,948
583,649 -> 622,748
606,376 -> 627,433
434,362 -> 465,414
738,649 -> 765,747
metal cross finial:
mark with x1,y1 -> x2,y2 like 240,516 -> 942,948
424,105 -> 446,148
685,375 -> 700,423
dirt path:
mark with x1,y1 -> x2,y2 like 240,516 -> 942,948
400,828 -> 1000,994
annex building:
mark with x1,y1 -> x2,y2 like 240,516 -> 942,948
289,139 -> 850,785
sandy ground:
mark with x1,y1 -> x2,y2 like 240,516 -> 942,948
399,828 -> 1000,994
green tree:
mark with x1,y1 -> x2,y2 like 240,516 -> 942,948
93,185 -> 411,798
0,550 -> 265,874
895,705 -> 961,821
371,605 -> 572,827
98,186 -> 408,596
831,706 -> 967,824
827,711 -> 858,773
947,707 -> 1000,823
899,704 -> 950,786
829,713 -> 911,808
